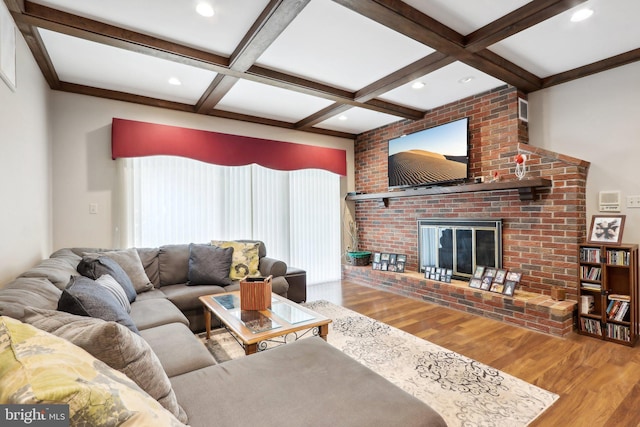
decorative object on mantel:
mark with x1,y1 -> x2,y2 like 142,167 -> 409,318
588,214 -> 625,245
515,153 -> 527,180
469,266 -> 521,297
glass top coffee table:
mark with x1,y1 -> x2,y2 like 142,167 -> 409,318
199,291 -> 331,355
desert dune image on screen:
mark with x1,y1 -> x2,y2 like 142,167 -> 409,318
388,118 -> 468,188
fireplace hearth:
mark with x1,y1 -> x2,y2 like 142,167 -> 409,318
418,218 -> 502,279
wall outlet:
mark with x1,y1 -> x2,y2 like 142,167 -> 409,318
627,195 -> 640,208
89,203 -> 98,214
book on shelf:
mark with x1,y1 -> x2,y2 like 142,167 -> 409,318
580,266 -> 602,280
608,294 -> 631,301
580,282 -> 601,291
581,295 -> 595,314
580,317 -> 602,336
580,247 -> 601,263
606,250 -> 630,266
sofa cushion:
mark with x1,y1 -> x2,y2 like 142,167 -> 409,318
188,243 -> 234,286
78,255 -> 137,303
18,257 -> 80,290
211,240 -> 260,280
137,247 -> 160,287
129,298 -> 189,330
0,277 -> 61,320
85,248 -> 154,293
160,283 -> 226,312
0,316 -> 185,427
171,337 -> 446,427
57,276 -> 139,334
22,308 -> 187,423
158,244 -> 190,286
140,322 -> 216,378
95,274 -> 131,313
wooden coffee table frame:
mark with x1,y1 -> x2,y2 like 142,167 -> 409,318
199,291 -> 331,355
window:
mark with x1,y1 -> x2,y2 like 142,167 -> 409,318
118,156 -> 340,285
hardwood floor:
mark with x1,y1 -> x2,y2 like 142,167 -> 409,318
307,280 -> 640,427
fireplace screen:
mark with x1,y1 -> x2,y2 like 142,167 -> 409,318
418,219 -> 502,279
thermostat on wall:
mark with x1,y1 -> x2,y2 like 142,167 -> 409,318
599,191 -> 621,212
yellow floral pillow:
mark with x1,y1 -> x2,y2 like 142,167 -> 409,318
211,240 -> 260,280
0,316 -> 185,426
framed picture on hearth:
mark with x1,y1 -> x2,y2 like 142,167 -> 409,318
493,269 -> 507,284
503,280 -> 517,296
396,261 -> 405,273
588,215 -> 625,245
473,266 -> 485,279
468,278 -> 481,289
373,252 -> 381,263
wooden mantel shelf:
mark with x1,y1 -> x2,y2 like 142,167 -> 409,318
345,177 -> 552,206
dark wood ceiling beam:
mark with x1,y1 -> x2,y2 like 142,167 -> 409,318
12,19 -> 59,88
4,0 -> 24,13
57,82 -> 195,112
335,0 -> 542,91
230,0 -> 310,71
464,0 -> 587,52
542,48 -> 640,88
20,2 -> 232,73
208,109 -> 356,139
198,0 -> 310,114
196,75 -> 239,113
354,52 -> 455,101
296,104 -> 353,129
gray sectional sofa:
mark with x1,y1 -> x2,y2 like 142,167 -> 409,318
0,242 -> 446,426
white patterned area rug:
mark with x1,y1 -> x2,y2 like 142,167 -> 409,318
201,300 -> 558,427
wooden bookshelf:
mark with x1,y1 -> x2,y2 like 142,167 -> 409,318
577,243 -> 638,346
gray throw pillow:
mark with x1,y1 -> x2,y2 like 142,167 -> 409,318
95,274 -> 131,313
22,307 -> 187,423
84,249 -> 154,294
188,243 -> 234,286
77,255 -> 137,303
58,276 -> 139,334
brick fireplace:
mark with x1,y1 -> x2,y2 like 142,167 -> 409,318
342,85 -> 589,336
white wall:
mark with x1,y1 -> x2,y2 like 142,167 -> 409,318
528,61 -> 640,246
49,92 -> 355,250
0,32 -> 52,286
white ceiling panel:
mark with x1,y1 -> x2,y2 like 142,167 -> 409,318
489,0 -> 640,77
216,79 -> 334,123
38,29 -> 217,104
378,62 -> 506,110
403,0 -> 533,35
315,107 -> 403,134
31,0 -> 270,56
256,0 -> 435,91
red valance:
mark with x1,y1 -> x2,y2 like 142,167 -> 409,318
111,118 -> 347,176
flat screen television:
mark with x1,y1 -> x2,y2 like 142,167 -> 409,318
388,117 -> 469,189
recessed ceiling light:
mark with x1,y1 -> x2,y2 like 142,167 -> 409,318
338,115 -> 348,121
196,2 -> 214,17
168,77 -> 182,86
570,8 -> 594,22
411,81 -> 425,90
458,76 -> 474,84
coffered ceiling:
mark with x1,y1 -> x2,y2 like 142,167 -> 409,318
4,0 -> 640,138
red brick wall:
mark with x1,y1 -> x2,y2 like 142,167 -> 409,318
350,85 -> 590,299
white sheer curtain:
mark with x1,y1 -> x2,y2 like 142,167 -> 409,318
117,156 -> 340,285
